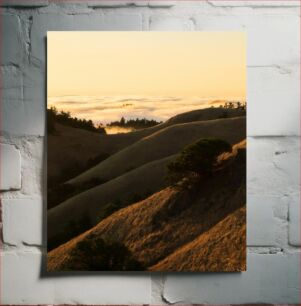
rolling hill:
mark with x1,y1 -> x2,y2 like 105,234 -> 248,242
164,106 -> 245,125
150,206 -> 246,271
48,107 -> 245,185
67,116 -> 246,185
47,140 -> 246,271
48,155 -> 175,248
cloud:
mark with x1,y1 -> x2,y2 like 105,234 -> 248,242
48,95 -> 243,124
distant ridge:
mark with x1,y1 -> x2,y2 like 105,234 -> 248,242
68,116 -> 246,185
48,107 -> 245,184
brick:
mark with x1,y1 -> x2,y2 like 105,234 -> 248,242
194,13 -> 300,67
1,66 -> 23,135
31,13 -> 142,66
132,1 -> 149,6
207,0 -> 300,7
2,252 -> 54,304
19,137 -> 44,196
148,1 -> 175,7
2,198 -> 43,246
1,13 -> 23,65
86,1 -> 140,7
53,0 -> 149,7
0,143 -> 21,191
149,16 -> 194,31
91,1 -> 134,7
289,194 -> 300,246
21,65 -> 46,136
162,253 -> 300,304
1,251 -> 151,304
248,66 -> 300,136
0,0 -> 49,6
1,64 -> 45,136
247,196 -> 283,246
248,137 -> 300,197
0,66 -> 22,102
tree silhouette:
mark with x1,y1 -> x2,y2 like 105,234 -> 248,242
47,107 -> 106,134
167,138 -> 232,184
107,117 -> 162,130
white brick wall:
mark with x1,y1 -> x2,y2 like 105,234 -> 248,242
0,0 -> 300,304
0,143 -> 21,191
0,0 -> 49,6
162,253 -> 300,304
289,193 -> 300,246
2,251 -> 150,304
2,198 -> 43,247
1,13 -> 24,65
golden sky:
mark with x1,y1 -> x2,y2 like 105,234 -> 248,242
47,31 -> 246,98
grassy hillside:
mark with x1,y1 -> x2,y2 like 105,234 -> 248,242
48,140 -> 246,271
48,155 -> 175,249
67,116 -> 246,185
48,123 -> 110,185
48,107 -> 245,185
151,206 -> 246,271
165,107 -> 245,125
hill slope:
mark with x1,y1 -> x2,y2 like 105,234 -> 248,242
48,123 -> 110,184
165,107 -> 245,125
151,206 -> 246,271
49,107 -> 245,184
68,116 -> 246,185
48,141 -> 246,271
48,155 -> 175,247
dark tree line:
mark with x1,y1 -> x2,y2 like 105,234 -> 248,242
219,101 -> 246,110
107,116 -> 162,130
47,107 -> 106,134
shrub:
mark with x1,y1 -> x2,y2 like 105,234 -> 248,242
167,138 -> 232,184
66,233 -> 144,271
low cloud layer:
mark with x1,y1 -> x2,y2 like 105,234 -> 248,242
48,95 -> 243,125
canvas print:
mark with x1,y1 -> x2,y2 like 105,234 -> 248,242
47,32 -> 246,272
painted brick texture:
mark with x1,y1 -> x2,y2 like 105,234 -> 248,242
0,0 -> 300,304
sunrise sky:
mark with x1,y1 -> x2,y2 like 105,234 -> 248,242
47,31 -> 246,124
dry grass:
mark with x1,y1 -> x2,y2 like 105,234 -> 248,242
48,155 -> 175,241
48,140 -> 246,272
165,107 -> 245,125
48,116 -> 245,243
150,206 -> 246,271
